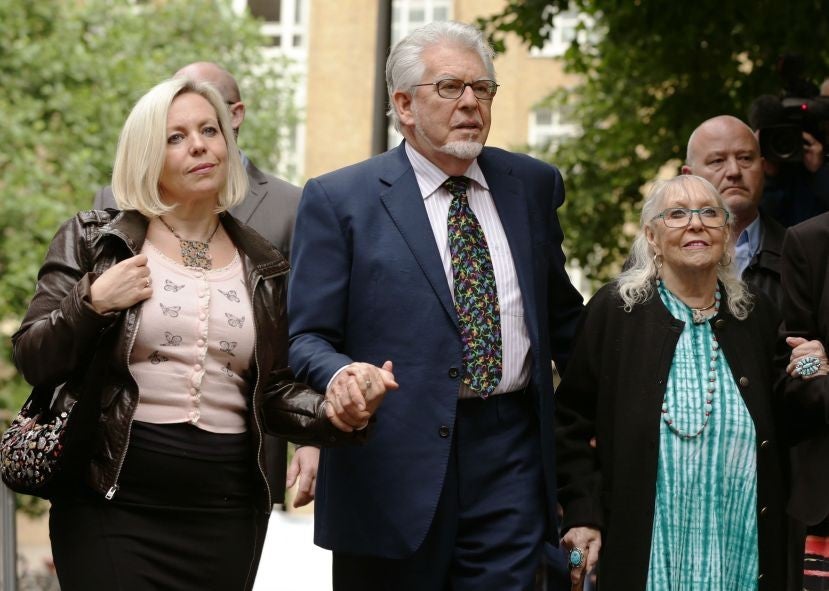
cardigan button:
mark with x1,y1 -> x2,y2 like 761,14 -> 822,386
448,367 -> 460,379
760,439 -> 770,449
739,376 -> 749,387
715,319 -> 726,329
439,425 -> 451,438
759,506 -> 768,517
757,572 -> 764,581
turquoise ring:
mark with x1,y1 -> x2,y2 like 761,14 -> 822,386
796,356 -> 821,378
568,547 -> 585,569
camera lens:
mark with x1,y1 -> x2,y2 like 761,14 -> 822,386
761,124 -> 803,163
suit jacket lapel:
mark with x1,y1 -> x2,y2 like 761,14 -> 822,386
379,146 -> 458,328
478,151 -> 539,349
230,158 -> 266,224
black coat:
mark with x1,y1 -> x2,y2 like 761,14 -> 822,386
780,211 -> 829,524
555,282 -> 788,590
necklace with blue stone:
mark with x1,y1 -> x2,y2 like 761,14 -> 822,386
657,280 -> 721,439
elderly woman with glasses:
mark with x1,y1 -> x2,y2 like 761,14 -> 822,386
554,174 -> 788,590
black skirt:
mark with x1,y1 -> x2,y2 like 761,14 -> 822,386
49,422 -> 269,591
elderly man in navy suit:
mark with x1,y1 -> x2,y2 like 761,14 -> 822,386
288,21 -> 583,590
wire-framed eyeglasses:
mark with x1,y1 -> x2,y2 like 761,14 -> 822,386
652,207 -> 730,228
411,78 -> 499,100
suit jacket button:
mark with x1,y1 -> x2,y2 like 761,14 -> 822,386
448,367 -> 459,379
760,439 -> 770,449
715,319 -> 726,329
439,425 -> 451,438
739,376 -> 749,387
759,506 -> 768,517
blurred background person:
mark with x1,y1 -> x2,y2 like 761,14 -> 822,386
748,58 -> 829,228
683,115 -> 784,308
555,175 -> 787,590
91,61 -> 316,510
11,77 -> 389,591
779,209 -> 829,591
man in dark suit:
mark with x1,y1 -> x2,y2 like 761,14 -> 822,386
92,62 -> 318,508
780,213 -> 829,590
682,115 -> 785,308
288,21 -> 583,590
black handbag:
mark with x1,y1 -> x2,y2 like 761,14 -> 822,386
0,384 -> 81,499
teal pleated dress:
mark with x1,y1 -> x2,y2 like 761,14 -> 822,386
646,284 -> 759,591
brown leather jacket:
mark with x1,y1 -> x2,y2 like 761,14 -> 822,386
12,209 -> 348,511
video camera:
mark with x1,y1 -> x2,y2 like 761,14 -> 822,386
752,95 -> 829,164
749,54 -> 829,164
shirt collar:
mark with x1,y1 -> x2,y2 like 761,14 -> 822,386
736,214 -> 762,252
404,142 -> 489,200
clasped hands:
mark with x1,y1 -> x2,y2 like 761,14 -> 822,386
325,361 -> 398,432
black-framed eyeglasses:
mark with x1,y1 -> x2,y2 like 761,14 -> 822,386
411,78 -> 499,100
652,207 -> 730,228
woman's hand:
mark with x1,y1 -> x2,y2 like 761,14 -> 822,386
561,526 -> 601,588
787,336 -> 829,380
89,254 -> 153,314
324,360 -> 398,432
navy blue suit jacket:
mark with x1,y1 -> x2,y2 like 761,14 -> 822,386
288,143 -> 583,558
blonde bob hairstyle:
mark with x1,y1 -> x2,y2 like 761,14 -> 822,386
111,77 -> 247,217
616,174 -> 753,320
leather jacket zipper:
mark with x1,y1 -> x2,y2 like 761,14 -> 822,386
250,273 -> 273,509
106,304 -> 142,499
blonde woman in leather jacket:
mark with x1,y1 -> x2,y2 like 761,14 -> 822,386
11,78 -> 396,591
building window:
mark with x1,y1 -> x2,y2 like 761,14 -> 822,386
248,0 -> 280,22
528,108 -> 578,151
530,9 -> 595,58
246,0 -> 306,57
391,0 -> 453,45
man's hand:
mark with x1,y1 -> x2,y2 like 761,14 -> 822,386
324,360 -> 398,432
89,254 -> 153,314
285,446 -> 320,508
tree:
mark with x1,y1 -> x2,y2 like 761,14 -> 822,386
0,0 -> 298,413
479,0 -> 829,284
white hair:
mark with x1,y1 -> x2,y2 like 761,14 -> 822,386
385,21 -> 496,132
616,175 -> 753,320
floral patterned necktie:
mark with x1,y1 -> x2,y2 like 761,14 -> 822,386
444,176 -> 502,397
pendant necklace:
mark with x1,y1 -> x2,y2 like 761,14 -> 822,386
657,280 -> 721,439
159,216 -> 220,270
690,300 -> 717,324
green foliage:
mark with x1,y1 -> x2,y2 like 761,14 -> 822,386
0,0 -> 297,417
480,0 -> 829,285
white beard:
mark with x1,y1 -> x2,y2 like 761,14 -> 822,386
439,141 -> 483,160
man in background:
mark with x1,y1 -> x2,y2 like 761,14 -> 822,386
683,115 -> 784,307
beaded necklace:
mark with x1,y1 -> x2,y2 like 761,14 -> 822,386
657,280 -> 721,439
